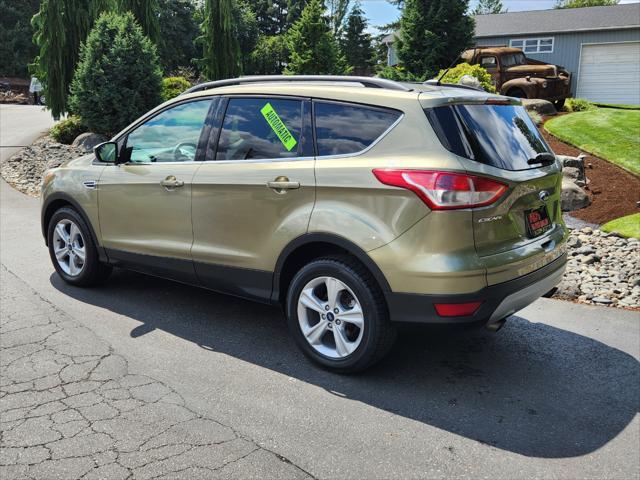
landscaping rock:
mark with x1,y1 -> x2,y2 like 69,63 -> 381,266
553,227 -> 640,309
522,98 -> 556,116
561,177 -> 591,211
71,132 -> 109,152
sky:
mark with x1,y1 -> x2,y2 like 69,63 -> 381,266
361,0 -> 640,32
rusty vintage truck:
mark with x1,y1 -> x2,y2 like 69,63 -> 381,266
461,47 -> 572,108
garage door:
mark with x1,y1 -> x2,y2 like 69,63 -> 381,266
577,42 -> 640,104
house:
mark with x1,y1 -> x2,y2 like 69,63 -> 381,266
383,4 -> 640,104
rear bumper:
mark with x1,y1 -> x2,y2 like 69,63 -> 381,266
385,253 -> 567,326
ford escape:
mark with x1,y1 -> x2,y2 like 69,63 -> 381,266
41,76 -> 568,372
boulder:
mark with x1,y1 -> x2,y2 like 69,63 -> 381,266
558,154 -> 588,186
72,132 -> 109,152
561,178 -> 591,211
521,98 -> 556,116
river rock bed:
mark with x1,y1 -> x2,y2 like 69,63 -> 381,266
2,139 -> 638,309
1,135 -> 85,197
554,227 -> 639,308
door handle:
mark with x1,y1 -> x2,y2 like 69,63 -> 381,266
267,176 -> 300,193
160,175 -> 184,190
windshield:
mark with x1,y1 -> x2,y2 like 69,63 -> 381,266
501,53 -> 527,67
425,104 -> 552,171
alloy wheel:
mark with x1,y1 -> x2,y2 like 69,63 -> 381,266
52,219 -> 86,277
297,276 -> 365,359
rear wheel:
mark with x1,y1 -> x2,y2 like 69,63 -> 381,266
286,256 -> 396,373
48,207 -> 112,286
553,98 -> 566,110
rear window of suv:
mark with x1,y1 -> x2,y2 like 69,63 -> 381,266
314,102 -> 401,156
425,104 -> 551,171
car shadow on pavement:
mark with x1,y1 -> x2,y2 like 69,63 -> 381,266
51,269 -> 640,460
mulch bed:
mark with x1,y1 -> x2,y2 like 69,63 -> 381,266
539,118 -> 640,225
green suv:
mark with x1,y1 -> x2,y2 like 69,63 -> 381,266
41,76 -> 567,372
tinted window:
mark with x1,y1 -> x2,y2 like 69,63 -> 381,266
125,100 -> 211,163
216,98 -> 304,160
425,104 -> 551,171
314,102 -> 401,156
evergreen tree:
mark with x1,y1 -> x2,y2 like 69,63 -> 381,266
555,0 -> 618,7
31,0 -> 115,118
285,0 -> 349,75
247,35 -> 290,75
157,0 -> 198,73
395,0 -> 474,80
472,0 -> 505,15
117,0 -> 160,43
0,0 -> 39,77
341,3 -> 373,74
326,0 -> 351,36
69,12 -> 162,135
198,0 -> 241,80
234,0 -> 260,73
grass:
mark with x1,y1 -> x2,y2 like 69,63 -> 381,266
544,108 -> 640,176
593,103 -> 640,111
601,213 -> 640,239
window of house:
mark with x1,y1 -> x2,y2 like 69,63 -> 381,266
510,37 -> 554,54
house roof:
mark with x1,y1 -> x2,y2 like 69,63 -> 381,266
475,4 -> 640,38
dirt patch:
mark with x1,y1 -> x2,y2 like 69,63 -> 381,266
540,119 -> 640,225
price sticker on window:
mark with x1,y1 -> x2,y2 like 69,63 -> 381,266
260,103 -> 298,151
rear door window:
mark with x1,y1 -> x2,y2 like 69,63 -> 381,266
425,104 -> 551,171
216,98 -> 307,160
314,101 -> 401,156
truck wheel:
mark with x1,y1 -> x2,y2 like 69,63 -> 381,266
286,256 -> 397,373
554,99 -> 566,110
507,88 -> 527,99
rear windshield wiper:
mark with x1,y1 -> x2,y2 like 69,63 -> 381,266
527,152 -> 556,165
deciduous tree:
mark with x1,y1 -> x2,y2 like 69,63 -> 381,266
0,0 -> 39,77
117,0 -> 160,43
472,0 -> 506,15
555,0 -> 618,8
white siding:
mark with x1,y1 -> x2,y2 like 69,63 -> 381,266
576,42 -> 640,104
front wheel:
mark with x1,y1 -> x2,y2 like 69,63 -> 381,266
554,98 -> 566,110
48,207 -> 112,286
286,256 -> 396,373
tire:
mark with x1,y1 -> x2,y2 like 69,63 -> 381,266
47,207 -> 112,286
554,98 -> 566,110
286,255 -> 396,373
507,88 -> 527,99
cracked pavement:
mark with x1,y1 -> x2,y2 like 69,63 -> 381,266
1,105 -> 639,479
0,267 -> 311,480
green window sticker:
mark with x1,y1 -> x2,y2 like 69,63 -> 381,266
260,103 -> 298,152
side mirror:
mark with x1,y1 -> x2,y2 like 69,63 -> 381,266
94,141 -> 118,163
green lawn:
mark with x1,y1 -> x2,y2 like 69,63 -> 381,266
594,103 -> 640,110
601,213 -> 640,239
545,109 -> 640,176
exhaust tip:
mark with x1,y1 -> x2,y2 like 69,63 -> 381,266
486,317 -> 507,332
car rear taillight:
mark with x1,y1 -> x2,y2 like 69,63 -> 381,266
372,169 -> 507,210
434,302 -> 483,317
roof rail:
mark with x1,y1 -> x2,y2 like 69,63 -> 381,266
181,75 -> 412,95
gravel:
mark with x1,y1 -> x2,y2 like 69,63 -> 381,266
0,135 -> 85,197
3,139 -> 638,310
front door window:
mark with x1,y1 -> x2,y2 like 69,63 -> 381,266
123,100 -> 212,163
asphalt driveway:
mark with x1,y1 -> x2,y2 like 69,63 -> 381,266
1,105 -> 639,479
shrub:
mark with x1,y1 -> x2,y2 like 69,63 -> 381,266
436,63 -> 497,93
161,76 -> 191,102
50,116 -> 88,144
69,12 -> 162,136
376,65 -> 426,82
564,98 -> 595,112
